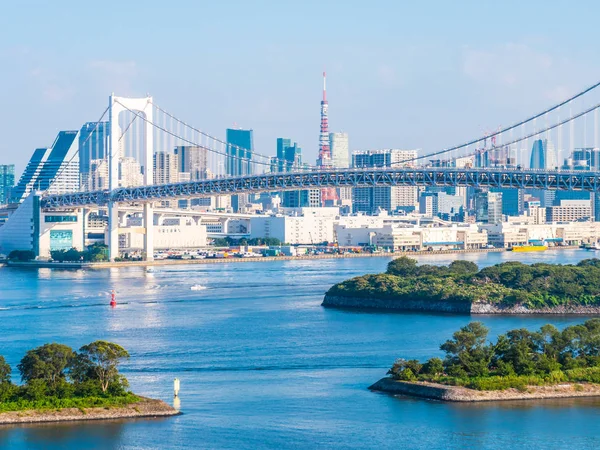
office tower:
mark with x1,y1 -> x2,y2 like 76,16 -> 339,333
330,132 -> 349,168
276,138 -> 302,172
174,146 -> 209,180
11,131 -> 80,203
0,165 -> 15,204
226,128 -> 253,177
79,122 -> 110,177
475,191 -> 503,224
351,149 -> 418,214
491,188 -> 523,216
530,139 -> 557,170
153,151 -> 179,184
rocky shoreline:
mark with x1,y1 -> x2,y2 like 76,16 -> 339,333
369,377 -> 600,402
322,295 -> 600,315
0,397 -> 179,425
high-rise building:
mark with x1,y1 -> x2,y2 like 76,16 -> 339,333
0,165 -> 15,204
275,138 -> 310,207
491,188 -> 523,216
351,149 -> 418,214
330,132 -> 349,168
79,122 -> 110,177
174,146 -> 209,180
86,159 -> 109,191
153,151 -> 179,185
276,138 -> 302,172
475,191 -> 503,224
530,139 -> 557,170
11,131 -> 80,203
226,129 -> 253,177
120,157 -> 143,187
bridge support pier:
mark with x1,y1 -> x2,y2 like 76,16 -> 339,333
108,202 -> 119,261
144,203 -> 154,261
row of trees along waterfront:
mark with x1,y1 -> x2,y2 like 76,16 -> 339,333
327,257 -> 600,308
389,320 -> 600,391
0,341 -> 134,412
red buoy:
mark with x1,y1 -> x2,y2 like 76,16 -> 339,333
110,290 -> 117,308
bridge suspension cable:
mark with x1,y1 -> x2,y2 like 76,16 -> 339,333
430,101 -> 600,165
150,101 -> 304,171
115,100 -> 279,171
396,78 -> 600,165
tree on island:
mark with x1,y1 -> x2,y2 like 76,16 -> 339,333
0,356 -> 11,384
74,341 -> 130,393
387,319 -> 600,390
17,343 -> 75,388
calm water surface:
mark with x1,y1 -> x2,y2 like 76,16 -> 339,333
1,250 -> 600,449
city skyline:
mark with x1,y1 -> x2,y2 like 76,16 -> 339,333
3,1 -> 600,174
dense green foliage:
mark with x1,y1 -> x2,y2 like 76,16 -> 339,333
212,237 -> 282,247
51,244 -> 108,262
388,320 -> 600,390
328,256 -> 600,309
7,250 -> 36,262
0,341 -> 135,412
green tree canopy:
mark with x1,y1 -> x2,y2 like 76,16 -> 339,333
386,257 -> 418,277
448,260 -> 479,275
18,343 -> 75,387
77,341 -> 130,393
0,355 -> 11,384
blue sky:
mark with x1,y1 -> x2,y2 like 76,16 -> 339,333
1,0 -> 599,174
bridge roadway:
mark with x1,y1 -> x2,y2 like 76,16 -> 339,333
41,167 -> 600,208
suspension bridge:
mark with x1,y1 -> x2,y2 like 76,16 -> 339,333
9,78 -> 600,260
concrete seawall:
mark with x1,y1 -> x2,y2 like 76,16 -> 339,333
322,295 -> 600,315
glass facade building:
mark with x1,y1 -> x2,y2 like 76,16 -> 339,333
0,164 -> 15,204
226,129 -> 253,176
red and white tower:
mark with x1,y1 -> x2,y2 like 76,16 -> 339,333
317,72 -> 338,205
317,71 -> 332,166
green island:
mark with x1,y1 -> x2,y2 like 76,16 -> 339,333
323,257 -> 600,314
370,320 -> 600,402
0,341 -> 177,424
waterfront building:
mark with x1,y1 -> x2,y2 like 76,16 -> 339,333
547,200 -> 592,223
0,164 -> 15,204
335,222 -> 487,251
482,221 -> 600,248
11,131 -> 80,203
249,207 -> 339,244
226,128 -> 253,177
330,132 -> 349,168
352,149 -> 418,214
